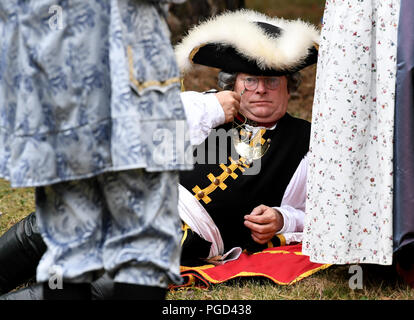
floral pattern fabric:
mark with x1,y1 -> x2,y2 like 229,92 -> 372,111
0,0 -> 192,188
303,0 -> 400,265
35,169 -> 183,287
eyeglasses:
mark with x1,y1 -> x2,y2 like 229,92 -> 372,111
242,76 -> 281,91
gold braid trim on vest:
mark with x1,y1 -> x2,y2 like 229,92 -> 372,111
192,128 -> 268,204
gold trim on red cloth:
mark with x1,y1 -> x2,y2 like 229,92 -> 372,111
171,244 -> 331,290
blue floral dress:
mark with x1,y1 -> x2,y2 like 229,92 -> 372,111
0,0 -> 191,188
0,0 -> 192,287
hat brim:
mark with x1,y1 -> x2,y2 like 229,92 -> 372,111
175,9 -> 320,76
191,42 -> 318,76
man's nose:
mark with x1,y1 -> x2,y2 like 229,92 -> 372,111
255,79 -> 267,93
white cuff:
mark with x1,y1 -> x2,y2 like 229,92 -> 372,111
273,205 -> 303,234
202,92 -> 225,128
273,206 -> 289,234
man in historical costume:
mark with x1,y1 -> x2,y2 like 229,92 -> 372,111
0,9 -> 320,299
176,9 -> 319,265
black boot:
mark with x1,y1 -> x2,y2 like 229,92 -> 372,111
91,272 -> 115,300
1,273 -> 114,300
0,283 -> 43,300
42,282 -> 91,300
0,212 -> 46,295
113,282 -> 167,300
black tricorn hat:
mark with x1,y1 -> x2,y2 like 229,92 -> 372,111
175,10 -> 320,76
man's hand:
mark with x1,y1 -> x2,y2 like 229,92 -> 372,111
215,91 -> 240,123
243,205 -> 284,244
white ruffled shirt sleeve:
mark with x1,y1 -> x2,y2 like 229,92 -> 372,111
180,91 -> 225,145
273,154 -> 308,234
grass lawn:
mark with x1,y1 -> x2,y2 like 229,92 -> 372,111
0,179 -> 412,300
0,179 -> 34,236
167,264 -> 414,300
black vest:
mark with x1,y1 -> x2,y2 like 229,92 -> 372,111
179,113 -> 310,251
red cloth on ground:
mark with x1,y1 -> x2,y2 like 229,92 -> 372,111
173,243 -> 331,289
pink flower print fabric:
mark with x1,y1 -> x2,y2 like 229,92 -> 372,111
303,0 -> 400,265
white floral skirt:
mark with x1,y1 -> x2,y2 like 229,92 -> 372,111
303,0 -> 401,265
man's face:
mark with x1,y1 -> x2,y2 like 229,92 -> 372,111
234,73 -> 290,125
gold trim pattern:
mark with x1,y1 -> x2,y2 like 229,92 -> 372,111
192,156 -> 251,204
275,234 -> 286,247
192,127 -> 268,204
188,43 -> 207,64
249,128 -> 266,147
127,46 -> 180,92
180,248 -> 332,286
181,223 -> 190,246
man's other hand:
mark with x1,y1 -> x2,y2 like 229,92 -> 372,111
243,204 -> 284,244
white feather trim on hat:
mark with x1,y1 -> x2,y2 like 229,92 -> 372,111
175,9 -> 320,74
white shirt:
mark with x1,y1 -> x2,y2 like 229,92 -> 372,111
180,91 -> 307,236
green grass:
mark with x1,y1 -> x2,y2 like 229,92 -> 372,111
0,179 -> 34,236
1,178 -> 412,300
167,264 -> 414,300
168,266 -> 414,300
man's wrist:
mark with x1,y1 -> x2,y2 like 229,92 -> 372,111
273,208 -> 284,232
273,207 -> 288,234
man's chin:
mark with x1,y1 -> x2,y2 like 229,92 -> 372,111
243,112 -> 281,126
244,107 -> 274,120
246,114 -> 274,123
